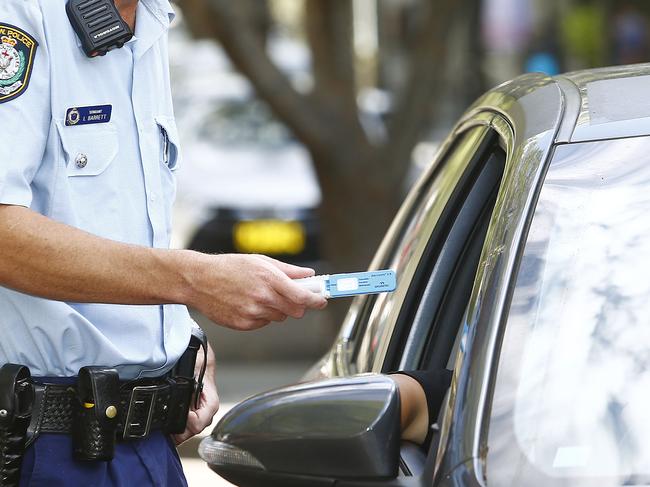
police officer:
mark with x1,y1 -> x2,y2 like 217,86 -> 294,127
0,0 -> 327,484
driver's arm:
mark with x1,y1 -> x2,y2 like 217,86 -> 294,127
392,369 -> 452,445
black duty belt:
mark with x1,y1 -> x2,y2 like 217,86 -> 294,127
0,326 -> 208,484
30,378 -> 191,441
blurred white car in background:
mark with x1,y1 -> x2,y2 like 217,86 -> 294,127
167,18 -> 442,266
168,23 -> 322,264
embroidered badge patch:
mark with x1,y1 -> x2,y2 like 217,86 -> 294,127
0,24 -> 38,104
65,105 -> 113,126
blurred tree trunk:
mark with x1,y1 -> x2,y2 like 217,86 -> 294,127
179,0 -> 468,271
463,0 -> 487,104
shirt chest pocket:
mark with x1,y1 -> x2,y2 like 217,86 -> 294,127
155,116 -> 181,171
56,121 -> 119,177
54,121 -> 122,238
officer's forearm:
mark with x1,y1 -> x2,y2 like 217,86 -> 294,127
0,205 -> 194,304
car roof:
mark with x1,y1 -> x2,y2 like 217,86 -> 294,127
555,63 -> 650,143
468,63 -> 650,146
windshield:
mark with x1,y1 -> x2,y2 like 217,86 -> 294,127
488,137 -> 650,486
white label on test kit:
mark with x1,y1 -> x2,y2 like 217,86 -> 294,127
336,278 -> 359,292
294,270 -> 396,299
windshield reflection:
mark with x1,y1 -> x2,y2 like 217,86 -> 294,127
488,137 -> 650,486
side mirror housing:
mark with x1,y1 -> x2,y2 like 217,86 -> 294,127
199,374 -> 401,486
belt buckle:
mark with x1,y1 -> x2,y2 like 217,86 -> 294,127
123,385 -> 159,439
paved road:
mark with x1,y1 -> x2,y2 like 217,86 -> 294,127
183,457 -> 235,486
179,361 -> 315,486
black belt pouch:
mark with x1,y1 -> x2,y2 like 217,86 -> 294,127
0,364 -> 33,487
164,377 -> 194,434
72,367 -> 119,461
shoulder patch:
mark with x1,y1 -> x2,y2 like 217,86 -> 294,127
0,23 -> 38,104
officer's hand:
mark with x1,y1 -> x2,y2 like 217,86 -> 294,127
173,346 -> 220,445
188,254 -> 328,331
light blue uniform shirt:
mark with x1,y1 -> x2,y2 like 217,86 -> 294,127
0,0 -> 192,379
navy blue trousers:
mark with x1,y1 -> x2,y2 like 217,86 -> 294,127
19,431 -> 188,486
19,377 -> 188,486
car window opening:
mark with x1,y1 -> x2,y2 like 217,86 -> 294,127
348,133 -> 478,366
385,129 -> 506,376
390,126 -> 507,477
423,169 -> 501,372
423,146 -> 505,441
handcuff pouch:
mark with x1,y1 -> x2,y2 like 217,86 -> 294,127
72,366 -> 119,461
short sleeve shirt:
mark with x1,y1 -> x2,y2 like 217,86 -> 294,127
0,0 -> 192,379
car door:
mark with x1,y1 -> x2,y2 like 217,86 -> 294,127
333,112 -> 513,486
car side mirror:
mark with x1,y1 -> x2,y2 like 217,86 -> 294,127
199,374 -> 401,487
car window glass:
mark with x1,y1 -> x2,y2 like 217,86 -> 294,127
488,138 -> 650,486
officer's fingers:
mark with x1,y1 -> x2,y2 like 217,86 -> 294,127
214,303 -> 262,331
173,433 -> 190,446
194,396 -> 219,434
185,410 -> 206,435
259,306 -> 287,323
268,290 -> 308,319
271,311 -> 288,323
201,384 -> 220,415
192,406 -> 217,434
173,413 -> 200,445
232,317 -> 271,331
270,276 -> 327,309
247,308 -> 286,324
241,298 -> 288,325
257,255 -> 316,279
174,385 -> 220,445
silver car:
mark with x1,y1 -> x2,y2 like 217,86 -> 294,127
199,64 -> 650,487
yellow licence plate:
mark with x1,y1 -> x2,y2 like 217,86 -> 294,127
233,220 -> 306,255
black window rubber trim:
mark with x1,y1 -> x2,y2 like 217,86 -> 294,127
382,131 -> 504,374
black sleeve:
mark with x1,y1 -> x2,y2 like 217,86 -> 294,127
395,369 -> 452,447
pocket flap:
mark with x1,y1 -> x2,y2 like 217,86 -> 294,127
56,121 -> 119,177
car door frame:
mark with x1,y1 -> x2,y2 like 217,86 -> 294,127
434,75 -> 566,487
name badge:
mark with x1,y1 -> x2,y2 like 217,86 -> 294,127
65,105 -> 112,126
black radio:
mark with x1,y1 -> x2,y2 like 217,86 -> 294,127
66,0 -> 133,58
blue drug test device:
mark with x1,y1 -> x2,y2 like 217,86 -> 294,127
294,270 -> 397,298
